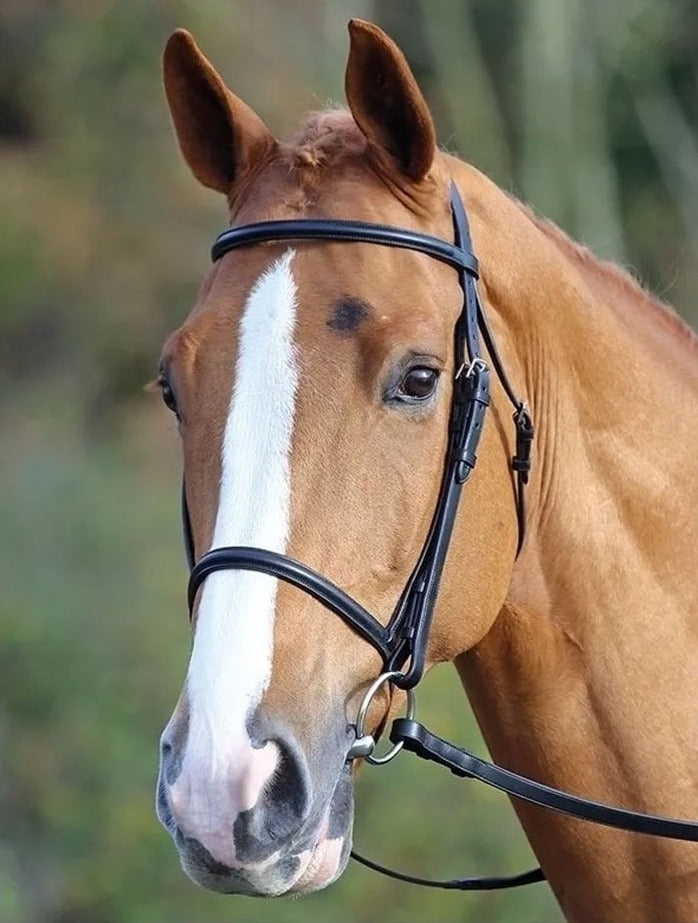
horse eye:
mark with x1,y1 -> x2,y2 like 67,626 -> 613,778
158,374 -> 179,416
398,367 -> 440,401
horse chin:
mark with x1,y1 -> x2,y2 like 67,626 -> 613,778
288,834 -> 349,894
288,780 -> 354,894
169,768 -> 354,897
174,818 -> 351,897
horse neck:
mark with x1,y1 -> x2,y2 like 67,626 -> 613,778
451,162 -> 698,919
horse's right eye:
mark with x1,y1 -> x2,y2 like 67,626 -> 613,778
158,374 -> 179,417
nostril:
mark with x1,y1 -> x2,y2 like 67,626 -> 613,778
232,726 -> 313,862
159,734 -> 183,786
260,738 -> 311,839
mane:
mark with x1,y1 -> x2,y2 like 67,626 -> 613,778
518,201 -> 698,355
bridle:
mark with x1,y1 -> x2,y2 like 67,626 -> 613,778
179,181 -> 698,893
185,182 -> 532,688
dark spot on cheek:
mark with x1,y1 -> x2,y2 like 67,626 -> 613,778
327,296 -> 371,335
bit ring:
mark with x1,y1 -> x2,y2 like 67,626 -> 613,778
348,670 -> 416,765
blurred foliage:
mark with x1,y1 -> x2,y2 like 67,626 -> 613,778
1,1 -> 696,921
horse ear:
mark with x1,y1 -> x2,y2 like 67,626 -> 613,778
345,19 -> 436,182
162,29 -> 275,196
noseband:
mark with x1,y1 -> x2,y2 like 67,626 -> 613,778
179,181 -> 698,893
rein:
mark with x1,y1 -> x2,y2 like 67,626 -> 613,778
180,181 -> 698,893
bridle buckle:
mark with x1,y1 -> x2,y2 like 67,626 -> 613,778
455,356 -> 488,380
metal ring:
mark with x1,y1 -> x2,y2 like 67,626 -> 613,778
354,670 -> 416,766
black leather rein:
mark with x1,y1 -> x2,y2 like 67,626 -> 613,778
179,180 -> 698,894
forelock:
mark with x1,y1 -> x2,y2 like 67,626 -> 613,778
286,109 -> 367,170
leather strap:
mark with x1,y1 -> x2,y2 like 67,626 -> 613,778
181,480 -> 195,570
450,180 -> 481,368
350,848 -> 544,891
475,281 -> 533,556
385,361 -> 491,689
188,547 -> 392,662
212,216 -> 479,277
392,718 -> 698,840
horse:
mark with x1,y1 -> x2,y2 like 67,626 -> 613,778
154,19 -> 698,922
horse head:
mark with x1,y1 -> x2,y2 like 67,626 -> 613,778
155,19 -> 523,898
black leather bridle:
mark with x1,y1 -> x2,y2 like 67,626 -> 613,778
179,181 -> 698,893
186,183 -> 533,690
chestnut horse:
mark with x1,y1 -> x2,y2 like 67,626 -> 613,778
155,19 -> 698,922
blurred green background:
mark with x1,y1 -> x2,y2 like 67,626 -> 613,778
2,1 -> 697,921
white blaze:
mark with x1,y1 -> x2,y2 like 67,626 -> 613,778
177,250 -> 298,837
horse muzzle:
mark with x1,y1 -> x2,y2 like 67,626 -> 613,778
155,712 -> 355,895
